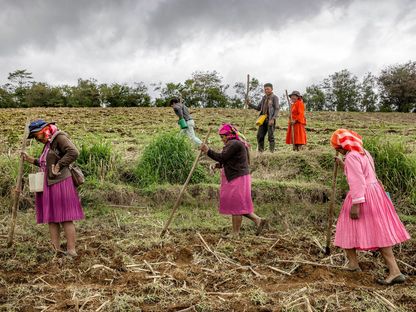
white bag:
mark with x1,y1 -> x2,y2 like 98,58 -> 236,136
29,172 -> 45,193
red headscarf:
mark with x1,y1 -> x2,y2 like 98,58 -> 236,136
37,124 -> 58,141
330,129 -> 364,154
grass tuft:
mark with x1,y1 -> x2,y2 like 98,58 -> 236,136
365,137 -> 416,210
134,132 -> 207,187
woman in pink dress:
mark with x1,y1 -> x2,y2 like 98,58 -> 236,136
22,120 -> 84,257
331,129 -> 410,285
200,124 -> 267,236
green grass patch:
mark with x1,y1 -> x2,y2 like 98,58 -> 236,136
365,137 -> 416,210
134,132 -> 207,187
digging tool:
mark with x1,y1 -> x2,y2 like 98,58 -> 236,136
242,74 -> 250,134
285,90 -> 295,151
160,127 -> 213,238
7,119 -> 30,247
325,151 -> 339,255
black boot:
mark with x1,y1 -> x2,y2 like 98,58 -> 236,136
269,142 -> 275,153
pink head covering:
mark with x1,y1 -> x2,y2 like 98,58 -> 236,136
37,124 -> 58,141
218,124 -> 249,147
330,128 -> 364,154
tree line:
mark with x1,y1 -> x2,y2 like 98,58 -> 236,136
1,61 -> 415,112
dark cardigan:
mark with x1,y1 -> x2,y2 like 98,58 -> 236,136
34,131 -> 79,186
207,139 -> 250,182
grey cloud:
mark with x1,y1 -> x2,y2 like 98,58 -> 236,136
0,0 -> 352,56
145,0 -> 351,47
0,0 -> 151,56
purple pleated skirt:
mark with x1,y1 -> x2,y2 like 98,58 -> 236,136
35,143 -> 84,224
219,170 -> 254,215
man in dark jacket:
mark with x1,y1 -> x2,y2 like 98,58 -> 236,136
248,83 -> 280,152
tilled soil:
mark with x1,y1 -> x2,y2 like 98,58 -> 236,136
1,216 -> 415,311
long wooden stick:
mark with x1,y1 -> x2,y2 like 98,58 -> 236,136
285,90 -> 295,151
242,74 -> 250,134
7,119 -> 30,247
160,127 -> 212,237
325,151 -> 339,255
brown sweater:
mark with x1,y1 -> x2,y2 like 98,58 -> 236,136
207,139 -> 250,182
34,132 -> 79,186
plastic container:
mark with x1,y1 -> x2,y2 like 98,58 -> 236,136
178,118 -> 188,129
29,172 -> 44,192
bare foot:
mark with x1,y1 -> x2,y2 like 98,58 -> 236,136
66,249 -> 78,257
256,219 -> 268,236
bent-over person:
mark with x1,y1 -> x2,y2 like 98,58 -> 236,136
331,129 -> 410,285
200,124 -> 267,236
170,98 -> 202,145
22,120 -> 84,257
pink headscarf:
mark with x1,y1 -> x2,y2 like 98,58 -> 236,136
218,124 -> 249,148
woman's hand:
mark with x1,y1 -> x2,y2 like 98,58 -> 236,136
21,152 -> 35,164
51,164 -> 61,176
200,144 -> 209,154
291,120 -> 297,125
350,204 -> 360,220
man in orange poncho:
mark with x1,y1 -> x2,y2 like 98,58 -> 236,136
286,91 -> 307,151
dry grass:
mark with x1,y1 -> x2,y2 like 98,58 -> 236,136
1,204 -> 415,311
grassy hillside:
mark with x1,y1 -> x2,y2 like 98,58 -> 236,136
0,108 -> 416,311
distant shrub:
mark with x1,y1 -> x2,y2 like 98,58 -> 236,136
364,137 -> 416,209
135,132 -> 207,187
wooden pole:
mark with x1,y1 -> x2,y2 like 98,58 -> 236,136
242,74 -> 250,134
285,90 -> 295,151
7,119 -> 30,247
160,127 -> 213,238
325,151 -> 339,255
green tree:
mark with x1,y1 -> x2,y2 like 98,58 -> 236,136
359,73 -> 379,112
5,69 -> 34,107
378,61 -> 416,112
0,86 -> 14,108
303,84 -> 326,111
100,82 -> 151,107
65,79 -> 100,107
322,69 -> 360,111
153,82 -> 186,107
154,71 -> 232,108
184,71 -> 231,107
233,77 -> 263,109
25,83 -> 66,107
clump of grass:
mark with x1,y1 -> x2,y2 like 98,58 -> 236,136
77,140 -> 117,180
135,132 -> 207,187
249,288 -> 269,306
364,137 -> 416,209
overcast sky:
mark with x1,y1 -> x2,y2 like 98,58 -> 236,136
0,0 -> 415,95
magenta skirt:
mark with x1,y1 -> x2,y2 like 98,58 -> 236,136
35,175 -> 85,224
219,170 -> 254,215
334,183 -> 410,250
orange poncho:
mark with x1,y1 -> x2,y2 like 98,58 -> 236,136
286,99 -> 307,145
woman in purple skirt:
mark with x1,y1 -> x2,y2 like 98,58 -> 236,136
201,124 -> 267,237
23,120 -> 84,257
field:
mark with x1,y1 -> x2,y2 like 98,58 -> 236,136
1,108 -> 416,311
